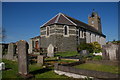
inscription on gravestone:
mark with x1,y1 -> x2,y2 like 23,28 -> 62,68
47,44 -> 54,57
17,40 -> 29,75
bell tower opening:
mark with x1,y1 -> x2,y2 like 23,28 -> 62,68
88,9 -> 102,33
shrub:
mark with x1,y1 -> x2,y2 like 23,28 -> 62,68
77,42 -> 102,53
92,55 -> 102,60
77,42 -> 94,53
91,42 -> 102,53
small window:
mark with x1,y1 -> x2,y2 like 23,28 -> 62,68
92,21 -> 94,24
46,26 -> 49,36
64,25 -> 69,36
79,29 -> 80,37
90,33 -> 91,42
82,30 -> 84,38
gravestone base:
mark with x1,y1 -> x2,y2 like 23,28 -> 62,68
17,73 -> 34,79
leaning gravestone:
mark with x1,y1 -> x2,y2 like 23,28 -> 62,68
7,43 -> 16,60
47,44 -> 54,57
17,40 -> 30,77
37,55 -> 44,65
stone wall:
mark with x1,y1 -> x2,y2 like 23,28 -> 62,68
86,30 -> 106,46
54,63 -> 119,79
40,23 -> 106,52
40,24 -> 77,52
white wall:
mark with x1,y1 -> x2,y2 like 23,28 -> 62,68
86,30 -> 106,46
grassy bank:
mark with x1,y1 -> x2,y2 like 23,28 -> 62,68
55,51 -> 79,57
2,59 -> 68,78
74,63 -> 119,74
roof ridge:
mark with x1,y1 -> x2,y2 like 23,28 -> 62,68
55,13 -> 61,23
40,13 -> 59,27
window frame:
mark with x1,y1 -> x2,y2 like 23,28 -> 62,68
46,26 -> 50,37
63,25 -> 69,37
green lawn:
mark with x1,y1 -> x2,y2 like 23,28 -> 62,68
2,59 -> 68,78
74,63 -> 119,74
55,51 -> 79,57
45,57 -> 57,61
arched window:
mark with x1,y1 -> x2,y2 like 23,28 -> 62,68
78,29 -> 80,37
46,26 -> 49,36
82,30 -> 83,37
90,33 -> 91,42
64,25 -> 69,36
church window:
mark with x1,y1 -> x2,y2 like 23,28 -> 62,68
90,33 -> 91,42
81,29 -> 84,38
46,26 -> 50,36
84,31 -> 86,37
82,30 -> 83,37
92,21 -> 94,24
64,25 -> 69,36
79,29 -> 80,37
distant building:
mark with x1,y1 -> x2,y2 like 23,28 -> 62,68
29,36 -> 41,53
29,11 -> 106,53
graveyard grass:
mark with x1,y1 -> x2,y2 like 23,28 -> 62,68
2,59 -> 68,78
55,51 -> 79,57
74,63 -> 119,74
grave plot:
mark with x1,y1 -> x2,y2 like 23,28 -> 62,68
2,59 -> 68,78
54,61 -> 119,79
74,63 -> 119,74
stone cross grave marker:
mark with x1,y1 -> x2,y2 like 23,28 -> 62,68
17,40 -> 29,76
47,44 -> 54,57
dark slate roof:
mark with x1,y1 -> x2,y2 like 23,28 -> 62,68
41,13 -> 106,37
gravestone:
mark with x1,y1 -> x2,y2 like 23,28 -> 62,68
102,43 -> 120,61
7,43 -> 16,60
37,55 -> 44,65
47,44 -> 54,57
17,40 -> 29,76
57,56 -> 61,60
80,50 -> 89,56
0,62 -> 5,70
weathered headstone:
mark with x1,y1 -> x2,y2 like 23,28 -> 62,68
102,43 -> 120,61
37,55 -> 44,65
57,56 -> 61,60
7,43 -> 16,60
17,40 -> 29,76
80,50 -> 89,56
0,62 -> 5,70
47,44 -> 54,57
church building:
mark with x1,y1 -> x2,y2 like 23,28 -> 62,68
29,11 -> 106,53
